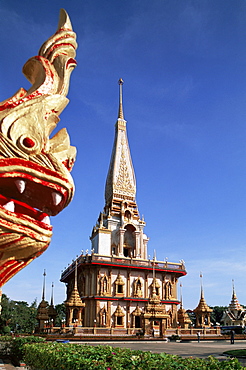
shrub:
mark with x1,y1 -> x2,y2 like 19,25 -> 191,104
169,334 -> 180,341
9,335 -> 45,363
23,343 -> 245,370
0,335 -> 45,365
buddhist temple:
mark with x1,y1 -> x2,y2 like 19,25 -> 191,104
221,282 -> 246,327
60,80 -> 187,336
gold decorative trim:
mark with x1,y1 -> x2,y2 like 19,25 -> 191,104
114,148 -> 135,196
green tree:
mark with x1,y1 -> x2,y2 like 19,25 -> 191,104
0,294 -> 37,334
54,303 -> 66,326
210,306 -> 227,325
186,310 -> 196,326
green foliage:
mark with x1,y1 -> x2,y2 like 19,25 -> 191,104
0,294 -> 37,334
54,303 -> 66,326
224,349 -> 246,357
0,335 -> 45,364
9,335 -> 45,363
0,335 -> 13,342
186,310 -> 196,325
169,334 -> 180,341
2,326 -> 11,334
23,343 -> 245,370
210,306 -> 227,325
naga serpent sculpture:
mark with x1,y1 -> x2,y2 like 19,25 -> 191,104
0,9 -> 77,288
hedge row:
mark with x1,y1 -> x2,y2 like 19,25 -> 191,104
0,335 -> 45,364
23,342 -> 244,370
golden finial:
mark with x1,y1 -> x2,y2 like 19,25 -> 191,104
42,269 -> 46,301
118,78 -> 124,120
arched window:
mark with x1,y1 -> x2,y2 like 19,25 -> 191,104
114,304 -> 125,327
99,306 -> 108,327
99,273 -> 109,296
133,277 -> 143,297
72,308 -> 78,322
115,273 -> 125,296
123,224 -> 136,257
164,281 -> 172,300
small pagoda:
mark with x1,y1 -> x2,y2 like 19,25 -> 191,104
36,271 -> 58,332
64,261 -> 85,326
177,284 -> 191,329
193,276 -> 212,328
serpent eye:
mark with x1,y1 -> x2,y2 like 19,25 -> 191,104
22,137 -> 36,148
18,135 -> 40,154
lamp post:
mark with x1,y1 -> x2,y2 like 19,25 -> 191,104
93,319 -> 97,334
128,320 -> 131,335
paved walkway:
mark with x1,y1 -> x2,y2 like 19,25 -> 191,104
0,359 -> 27,370
75,339 -> 246,365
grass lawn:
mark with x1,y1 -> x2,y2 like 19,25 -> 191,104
224,349 -> 246,358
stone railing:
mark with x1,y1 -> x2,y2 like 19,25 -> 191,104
42,326 -> 222,338
61,254 -> 185,279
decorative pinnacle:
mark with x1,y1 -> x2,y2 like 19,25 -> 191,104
180,283 -> 183,309
118,78 -> 124,120
50,282 -> 54,306
74,260 -> 78,289
200,271 -> 204,297
42,269 -> 46,301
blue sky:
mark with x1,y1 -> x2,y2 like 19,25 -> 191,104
1,0 -> 246,310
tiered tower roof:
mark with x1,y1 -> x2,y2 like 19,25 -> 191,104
194,287 -> 212,313
65,261 -> 84,307
104,79 -> 137,212
228,282 -> 242,311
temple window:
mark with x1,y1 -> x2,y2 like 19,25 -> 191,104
132,305 -> 142,328
133,277 -> 143,298
114,304 -> 125,327
124,210 -> 131,221
118,284 -> 123,294
164,281 -> 172,300
115,273 -> 125,296
123,224 -> 135,257
99,274 -> 109,296
72,308 -> 78,323
135,316 -> 141,328
99,306 -> 107,327
123,247 -> 130,257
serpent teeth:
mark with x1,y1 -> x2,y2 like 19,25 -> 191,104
40,215 -> 50,225
52,192 -> 62,206
3,201 -> 15,212
15,179 -> 26,194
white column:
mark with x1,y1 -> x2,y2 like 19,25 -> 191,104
134,231 -> 141,258
119,228 -> 125,256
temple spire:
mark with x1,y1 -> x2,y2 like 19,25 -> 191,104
50,282 -> 54,306
200,271 -> 204,299
105,79 -> 136,207
42,269 -> 46,301
118,78 -> 124,120
180,283 -> 183,309
74,260 -> 78,290
229,280 -> 242,310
